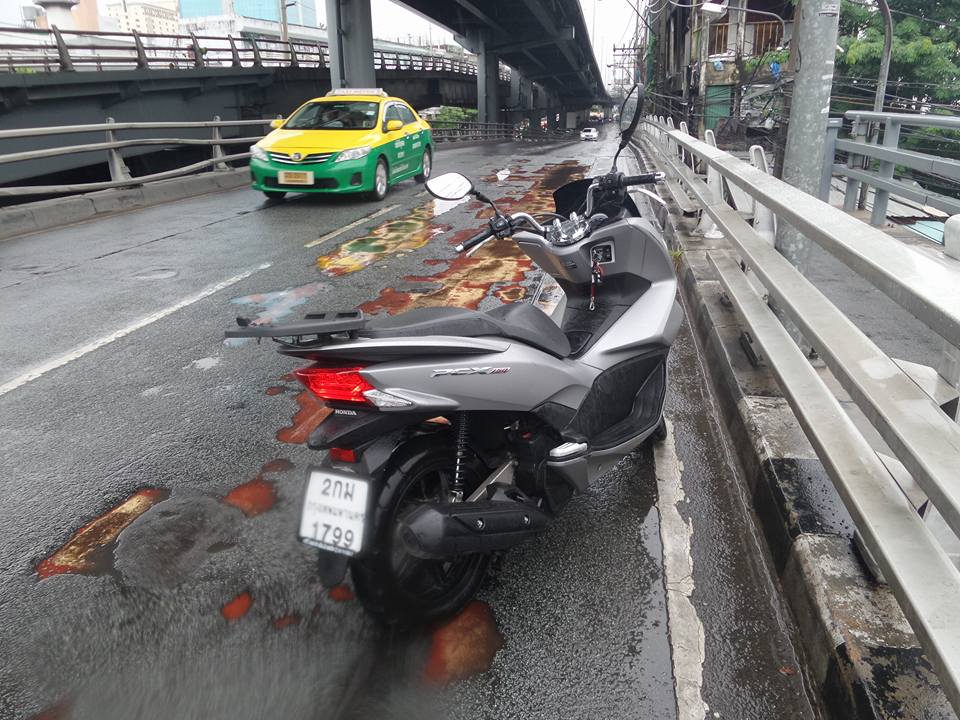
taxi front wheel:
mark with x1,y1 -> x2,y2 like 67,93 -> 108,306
415,148 -> 432,183
371,157 -> 389,201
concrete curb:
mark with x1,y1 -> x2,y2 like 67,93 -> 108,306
658,187 -> 955,718
0,168 -> 250,243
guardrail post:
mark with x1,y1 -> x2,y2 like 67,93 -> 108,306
843,118 -> 867,211
227,35 -> 242,68
50,26 -> 74,72
131,30 -> 149,69
189,33 -> 205,68
820,118 -> 842,202
250,39 -> 263,67
870,119 -> 901,226
288,41 -> 299,68
104,117 -> 132,182
211,115 -> 229,172
694,130 -> 723,239
749,145 -> 776,246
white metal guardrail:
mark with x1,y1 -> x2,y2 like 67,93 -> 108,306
821,110 -> 960,226
0,118 -> 572,197
0,26 -> 511,80
638,116 -> 960,714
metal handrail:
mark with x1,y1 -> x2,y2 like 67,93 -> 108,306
639,116 -> 960,715
0,26 -> 511,80
0,116 -> 556,196
822,110 -> 960,225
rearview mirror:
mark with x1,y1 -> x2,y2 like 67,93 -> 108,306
270,118 -> 284,129
385,119 -> 403,132
425,172 -> 474,201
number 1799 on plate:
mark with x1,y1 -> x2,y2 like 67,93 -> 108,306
299,468 -> 369,556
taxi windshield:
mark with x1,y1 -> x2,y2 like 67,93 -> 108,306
284,101 -> 380,130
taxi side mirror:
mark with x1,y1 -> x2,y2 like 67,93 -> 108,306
270,118 -> 284,129
385,119 -> 403,132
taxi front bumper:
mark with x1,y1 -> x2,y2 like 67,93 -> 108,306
249,153 -> 377,194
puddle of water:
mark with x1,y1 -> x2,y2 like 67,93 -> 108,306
432,197 -> 468,216
316,202 -> 453,277
276,390 -> 332,445
221,591 -> 252,620
230,282 -> 325,326
222,459 -> 293,517
423,600 -> 504,685
186,357 -> 220,371
133,268 -> 178,281
361,161 -> 587,316
36,489 -> 169,578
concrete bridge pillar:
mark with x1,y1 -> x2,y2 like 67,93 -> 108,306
325,0 -> 376,89
464,29 -> 500,124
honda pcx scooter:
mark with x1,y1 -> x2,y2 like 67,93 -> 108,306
227,85 -> 682,622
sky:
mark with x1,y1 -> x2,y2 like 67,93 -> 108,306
0,0 -> 641,88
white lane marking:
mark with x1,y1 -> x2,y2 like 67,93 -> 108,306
654,418 -> 709,720
0,263 -> 271,399
304,204 -> 398,248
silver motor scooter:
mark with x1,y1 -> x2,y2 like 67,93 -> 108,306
227,86 -> 682,622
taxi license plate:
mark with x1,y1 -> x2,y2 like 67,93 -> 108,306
278,170 -> 314,185
299,467 -> 368,556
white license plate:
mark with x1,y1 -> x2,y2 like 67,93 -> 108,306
299,468 -> 369,556
278,170 -> 314,185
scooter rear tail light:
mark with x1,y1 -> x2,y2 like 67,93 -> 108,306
294,365 -> 374,405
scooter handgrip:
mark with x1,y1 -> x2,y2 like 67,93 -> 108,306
622,172 -> 664,186
455,227 -> 496,253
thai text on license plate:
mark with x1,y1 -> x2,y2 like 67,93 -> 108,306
279,170 -> 314,185
299,468 -> 368,555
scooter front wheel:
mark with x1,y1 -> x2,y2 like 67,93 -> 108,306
351,442 -> 490,624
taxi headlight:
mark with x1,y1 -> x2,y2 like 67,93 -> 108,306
250,144 -> 269,162
335,146 -> 372,163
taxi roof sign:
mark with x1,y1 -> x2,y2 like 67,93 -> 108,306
325,88 -> 388,97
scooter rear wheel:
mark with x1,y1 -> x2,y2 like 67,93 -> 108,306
351,441 -> 490,624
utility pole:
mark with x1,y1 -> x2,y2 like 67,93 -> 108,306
856,0 -> 893,208
776,0 -> 841,272
280,0 -> 293,42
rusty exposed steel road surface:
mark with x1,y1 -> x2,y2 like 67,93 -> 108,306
0,133 -> 820,720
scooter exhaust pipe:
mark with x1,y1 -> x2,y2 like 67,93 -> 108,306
398,497 -> 551,560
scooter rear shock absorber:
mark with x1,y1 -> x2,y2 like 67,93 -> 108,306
451,412 -> 469,502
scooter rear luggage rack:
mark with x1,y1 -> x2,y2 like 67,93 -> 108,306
224,310 -> 367,345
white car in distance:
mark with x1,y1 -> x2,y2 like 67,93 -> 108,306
580,127 -> 599,141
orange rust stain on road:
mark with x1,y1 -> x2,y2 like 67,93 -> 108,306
221,591 -> 253,620
273,613 -> 300,630
362,238 -> 533,315
424,600 -> 504,685
328,584 -> 355,602
36,489 -> 168,579
265,386 -> 285,396
361,161 -> 587,316
316,203 -> 451,276
223,459 -> 293,517
276,390 -> 332,445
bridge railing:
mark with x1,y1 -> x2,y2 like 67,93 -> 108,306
821,110 -> 960,226
0,116 -> 567,197
637,116 -> 960,715
0,26 -> 511,79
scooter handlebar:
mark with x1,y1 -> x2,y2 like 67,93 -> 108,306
455,226 -> 497,253
620,172 -> 665,186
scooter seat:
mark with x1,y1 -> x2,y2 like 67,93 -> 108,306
364,303 -> 571,358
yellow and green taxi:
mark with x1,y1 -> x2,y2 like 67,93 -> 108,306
249,88 -> 433,202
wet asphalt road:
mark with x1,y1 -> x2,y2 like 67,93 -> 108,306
1,133 -> 820,719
